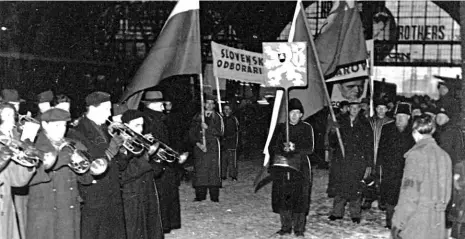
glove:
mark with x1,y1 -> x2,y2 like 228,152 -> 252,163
391,226 -> 402,239
106,135 -> 125,159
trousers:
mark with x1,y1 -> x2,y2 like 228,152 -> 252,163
221,149 -> 238,178
195,186 -> 220,201
331,195 -> 362,218
280,210 -> 306,233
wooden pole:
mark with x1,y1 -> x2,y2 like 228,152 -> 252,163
460,2 -> 465,132
199,74 -> 207,147
215,76 -> 223,114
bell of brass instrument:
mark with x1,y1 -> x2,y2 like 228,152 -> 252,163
107,120 -> 145,155
143,134 -> 188,163
0,136 -> 43,167
58,140 -> 91,174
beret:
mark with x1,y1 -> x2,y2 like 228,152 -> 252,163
288,98 -> 304,114
41,108 -> 71,122
37,90 -> 54,103
85,91 -> 111,106
112,103 -> 129,116
1,89 -> 24,103
142,91 -> 164,102
121,109 -> 146,124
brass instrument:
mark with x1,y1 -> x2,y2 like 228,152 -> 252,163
107,120 -> 187,163
57,140 -> 92,174
18,114 -> 41,126
0,136 -> 43,167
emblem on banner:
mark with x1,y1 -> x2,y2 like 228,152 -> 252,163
262,42 -> 307,88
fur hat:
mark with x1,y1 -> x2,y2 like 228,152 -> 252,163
395,102 -> 411,115
288,98 -> 304,114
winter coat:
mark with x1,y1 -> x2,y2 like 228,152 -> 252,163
392,137 -> 452,239
269,122 -> 314,214
437,92 -> 460,123
120,151 -> 164,239
0,161 -> 35,239
26,132 -> 93,239
222,115 -> 239,150
68,117 -> 127,239
377,122 -> 415,206
368,116 -> 394,165
189,112 -> 224,187
327,114 -> 373,200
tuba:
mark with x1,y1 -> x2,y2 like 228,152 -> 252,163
57,140 -> 92,174
0,136 -> 43,167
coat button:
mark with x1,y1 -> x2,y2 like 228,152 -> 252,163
53,207 -> 57,210
70,205 -> 74,209
69,187 -> 73,191
52,188 -> 57,192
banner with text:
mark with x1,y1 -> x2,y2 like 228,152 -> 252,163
326,40 -> 373,83
211,41 -> 265,85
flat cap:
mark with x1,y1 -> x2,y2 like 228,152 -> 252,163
121,109 -> 146,124
41,108 -> 71,122
1,89 -> 24,103
85,91 -> 111,106
113,103 -> 129,116
37,90 -> 54,103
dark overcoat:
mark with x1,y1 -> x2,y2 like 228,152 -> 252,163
120,151 -> 164,239
67,117 -> 127,239
144,108 -> 182,232
376,122 -> 415,206
222,115 -> 239,150
26,132 -> 93,239
269,122 -> 314,214
189,112 -> 223,187
327,114 -> 373,200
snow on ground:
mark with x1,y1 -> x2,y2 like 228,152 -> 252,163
166,154 -> 391,239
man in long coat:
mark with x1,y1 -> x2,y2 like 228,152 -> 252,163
391,114 -> 452,239
377,103 -> 415,228
269,98 -> 313,237
141,91 -> 184,233
221,104 -> 240,181
434,107 -> 465,230
27,108 -> 94,239
119,110 -> 164,239
327,102 -> 373,224
67,91 -> 127,239
189,95 -> 223,202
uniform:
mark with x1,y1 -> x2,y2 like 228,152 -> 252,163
392,137 -> 451,239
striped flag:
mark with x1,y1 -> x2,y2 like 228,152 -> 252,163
120,0 -> 201,109
315,0 -> 368,76
262,0 -> 328,166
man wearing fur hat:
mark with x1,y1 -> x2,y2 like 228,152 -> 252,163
141,91 -> 187,233
119,109 -> 164,239
67,91 -> 127,239
377,102 -> 415,229
327,102 -> 373,224
434,107 -> 465,233
189,94 -> 224,202
268,98 -> 314,237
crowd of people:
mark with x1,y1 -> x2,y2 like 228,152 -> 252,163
0,87 -> 243,239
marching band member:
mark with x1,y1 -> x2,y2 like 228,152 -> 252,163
67,91 -> 127,239
1,89 -> 24,112
53,94 -> 71,112
0,102 -> 52,239
119,109 -> 164,239
26,108 -> 95,239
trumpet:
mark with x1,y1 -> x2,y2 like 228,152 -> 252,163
57,140 -> 92,174
0,136 -> 43,167
107,120 -> 187,163
18,114 -> 40,126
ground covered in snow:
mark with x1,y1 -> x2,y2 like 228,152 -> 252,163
166,154 -> 391,239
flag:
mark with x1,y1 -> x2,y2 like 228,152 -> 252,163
315,0 -> 368,76
120,0 -> 201,109
261,0 -> 328,167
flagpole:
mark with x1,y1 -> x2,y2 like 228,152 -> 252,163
215,76 -> 223,114
199,74 -> 207,147
300,2 -> 345,157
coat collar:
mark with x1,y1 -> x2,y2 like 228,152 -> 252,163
405,136 -> 436,157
